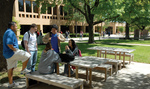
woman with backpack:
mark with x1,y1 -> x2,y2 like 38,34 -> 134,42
63,39 -> 80,76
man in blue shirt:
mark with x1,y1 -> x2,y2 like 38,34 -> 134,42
3,22 -> 31,88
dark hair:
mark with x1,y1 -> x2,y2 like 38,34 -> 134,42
69,39 -> 77,51
30,23 -> 37,28
52,24 -> 58,30
45,42 -> 52,51
8,22 -> 16,28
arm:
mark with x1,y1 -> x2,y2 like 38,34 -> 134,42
58,33 -> 65,42
7,45 -> 16,51
24,40 -> 30,54
42,33 -> 50,44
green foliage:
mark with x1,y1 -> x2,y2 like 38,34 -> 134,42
118,26 -> 124,33
12,16 -> 21,29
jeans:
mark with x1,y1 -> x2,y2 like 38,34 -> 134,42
51,63 -> 57,73
27,51 -> 37,72
64,63 -> 73,75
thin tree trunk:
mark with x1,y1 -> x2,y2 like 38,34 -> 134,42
0,0 -> 15,71
125,23 -> 130,39
88,24 -> 94,43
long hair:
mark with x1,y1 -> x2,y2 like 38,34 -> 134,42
69,39 -> 77,51
45,42 -> 52,51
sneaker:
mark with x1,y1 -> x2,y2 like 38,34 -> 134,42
8,82 -> 15,88
21,69 -> 31,74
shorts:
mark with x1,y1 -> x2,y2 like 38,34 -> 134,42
6,49 -> 31,70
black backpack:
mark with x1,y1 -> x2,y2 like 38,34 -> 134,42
21,31 -> 30,49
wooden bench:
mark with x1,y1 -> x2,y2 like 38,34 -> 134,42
100,51 -> 134,64
25,71 -> 83,89
94,64 -> 112,81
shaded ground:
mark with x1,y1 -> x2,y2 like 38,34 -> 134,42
0,62 -> 150,89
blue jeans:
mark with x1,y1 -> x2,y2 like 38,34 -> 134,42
64,63 -> 73,74
27,51 -> 37,72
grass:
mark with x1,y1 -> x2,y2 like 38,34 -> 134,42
1,39 -> 150,83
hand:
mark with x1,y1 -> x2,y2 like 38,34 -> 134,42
65,45 -> 69,50
49,37 -> 51,40
57,37 -> 60,40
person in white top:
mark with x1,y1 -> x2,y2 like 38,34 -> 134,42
24,24 -> 38,72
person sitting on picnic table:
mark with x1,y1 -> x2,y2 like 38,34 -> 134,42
63,39 -> 79,76
38,42 -> 75,74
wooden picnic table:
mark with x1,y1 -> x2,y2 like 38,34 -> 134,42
88,46 -> 135,67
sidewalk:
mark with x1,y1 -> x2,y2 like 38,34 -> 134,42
0,62 -> 150,89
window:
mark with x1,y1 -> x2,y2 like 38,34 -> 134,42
33,1 -> 38,13
60,6 -> 63,15
48,6 -> 51,14
25,0 -> 31,12
53,6 -> 57,15
18,0 -> 24,11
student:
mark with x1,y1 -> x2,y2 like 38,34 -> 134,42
38,42 -> 74,74
3,22 -> 31,88
24,24 -> 38,72
63,39 -> 79,76
42,24 -> 65,73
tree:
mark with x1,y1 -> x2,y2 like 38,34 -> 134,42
36,0 -> 124,43
0,0 -> 15,71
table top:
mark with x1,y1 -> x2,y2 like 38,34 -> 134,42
70,56 -> 105,68
88,46 -> 135,53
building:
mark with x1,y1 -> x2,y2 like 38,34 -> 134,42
13,0 -> 125,37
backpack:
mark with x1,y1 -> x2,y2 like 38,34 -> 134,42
78,49 -> 82,57
21,31 -> 30,49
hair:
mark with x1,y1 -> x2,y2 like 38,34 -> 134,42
30,23 -> 37,28
69,39 -> 77,51
52,24 -> 58,30
8,22 -> 16,28
45,42 -> 52,51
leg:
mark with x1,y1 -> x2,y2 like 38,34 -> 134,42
56,63 -> 59,74
89,68 -> 92,87
27,51 -> 34,71
97,50 -> 100,57
64,64 -> 68,74
68,64 -> 71,77
75,66 -> 78,79
26,77 -> 29,88
31,51 -> 37,72
22,58 -> 29,71
86,68 -> 89,81
8,68 -> 14,84
105,68 -> 107,81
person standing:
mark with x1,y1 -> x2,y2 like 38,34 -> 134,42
3,22 -> 31,88
42,24 -> 65,72
80,30 -> 83,40
65,30 -> 69,40
24,24 -> 38,72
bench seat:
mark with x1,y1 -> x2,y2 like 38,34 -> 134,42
25,71 -> 83,89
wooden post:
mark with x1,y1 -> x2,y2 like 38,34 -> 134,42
105,51 -> 107,58
123,52 -> 125,67
119,52 -> 121,60
26,77 -> 29,88
56,63 -> 59,74
68,64 -> 71,77
89,68 -> 92,87
75,66 -> 78,79
97,50 -> 100,57
100,50 -> 102,57
86,68 -> 89,81
115,51 -> 117,59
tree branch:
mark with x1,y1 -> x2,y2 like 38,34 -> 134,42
93,15 -> 120,25
90,0 -> 99,10
68,0 -> 85,16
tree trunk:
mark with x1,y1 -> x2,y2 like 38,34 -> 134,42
0,0 -> 15,71
88,24 -> 94,43
125,23 -> 130,39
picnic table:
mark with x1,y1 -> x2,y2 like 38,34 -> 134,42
88,46 -> 135,67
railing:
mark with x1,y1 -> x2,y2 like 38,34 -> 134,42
19,12 -> 39,19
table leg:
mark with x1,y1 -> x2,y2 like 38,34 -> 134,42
115,63 -> 118,74
119,52 -> 121,60
26,77 -> 29,88
123,52 -> 125,67
68,64 -> 71,77
105,51 -> 107,58
100,50 -> 102,57
86,68 -> 89,81
89,68 -> 92,87
115,51 -> 117,59
97,50 -> 100,57
105,68 -> 107,81
56,63 -> 59,74
75,66 -> 78,79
